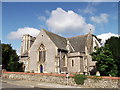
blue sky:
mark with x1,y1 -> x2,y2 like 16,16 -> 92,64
2,2 -> 118,55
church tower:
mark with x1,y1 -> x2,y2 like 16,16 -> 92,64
21,34 -> 35,55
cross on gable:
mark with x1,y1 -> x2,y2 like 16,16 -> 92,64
89,29 -> 92,34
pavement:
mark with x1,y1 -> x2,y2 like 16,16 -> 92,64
1,78 -> 81,88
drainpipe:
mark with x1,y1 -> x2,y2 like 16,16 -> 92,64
85,54 -> 89,75
85,46 -> 90,75
59,50 -> 62,73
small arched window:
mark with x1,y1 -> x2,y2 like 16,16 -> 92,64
72,60 -> 74,67
63,55 -> 66,66
39,44 -> 46,62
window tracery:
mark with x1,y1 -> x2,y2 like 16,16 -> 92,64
39,44 -> 46,63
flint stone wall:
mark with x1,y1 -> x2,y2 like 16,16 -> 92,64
2,72 -> 120,88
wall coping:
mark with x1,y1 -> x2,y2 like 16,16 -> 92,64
3,71 -> 74,77
3,71 -> 120,80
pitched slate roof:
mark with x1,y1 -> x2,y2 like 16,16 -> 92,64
43,30 -> 67,50
67,34 -> 89,52
43,29 -> 94,53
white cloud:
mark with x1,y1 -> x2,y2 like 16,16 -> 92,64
46,8 -> 95,35
83,7 -> 96,14
97,32 -> 119,45
78,6 -> 95,15
78,2 -> 98,15
38,16 -> 46,21
45,10 -> 50,15
7,27 -> 40,40
90,13 -> 109,24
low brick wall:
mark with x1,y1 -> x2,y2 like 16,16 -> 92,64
2,72 -> 120,88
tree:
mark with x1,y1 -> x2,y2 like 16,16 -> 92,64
105,36 -> 120,76
2,43 -> 23,72
91,44 -> 118,76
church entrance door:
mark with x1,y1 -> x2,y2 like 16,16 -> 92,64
40,65 -> 43,73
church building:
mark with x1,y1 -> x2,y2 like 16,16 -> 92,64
19,29 -> 101,75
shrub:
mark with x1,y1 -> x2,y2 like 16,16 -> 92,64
26,71 -> 30,73
31,70 -> 34,73
73,74 -> 87,85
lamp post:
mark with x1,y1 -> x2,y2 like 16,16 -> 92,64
66,73 -> 69,85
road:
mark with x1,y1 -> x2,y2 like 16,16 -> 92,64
1,78 -> 33,89
1,78 -> 50,89
2,81 -> 31,88
1,80 -> 54,90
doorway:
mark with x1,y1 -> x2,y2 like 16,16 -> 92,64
40,65 -> 43,73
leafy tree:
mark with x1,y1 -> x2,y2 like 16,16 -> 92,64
105,36 -> 120,76
91,44 -> 118,76
2,43 -> 23,72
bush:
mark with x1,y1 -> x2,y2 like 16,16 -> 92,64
26,71 -> 30,73
73,74 -> 87,85
31,70 -> 34,73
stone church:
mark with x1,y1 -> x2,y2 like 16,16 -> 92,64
19,29 -> 101,75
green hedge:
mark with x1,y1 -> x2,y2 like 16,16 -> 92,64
73,74 -> 87,85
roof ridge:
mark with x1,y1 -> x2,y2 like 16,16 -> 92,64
42,29 -> 93,39
67,34 -> 90,39
42,29 -> 66,39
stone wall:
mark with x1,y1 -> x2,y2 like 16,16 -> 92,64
2,72 -> 120,88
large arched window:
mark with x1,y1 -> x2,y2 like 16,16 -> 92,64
39,44 -> 46,63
